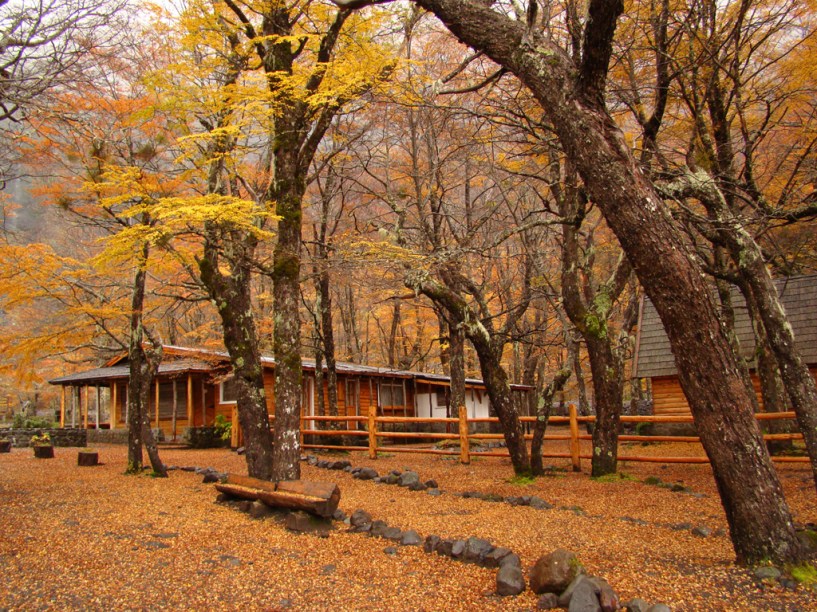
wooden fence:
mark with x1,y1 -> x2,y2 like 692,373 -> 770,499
296,405 -> 808,471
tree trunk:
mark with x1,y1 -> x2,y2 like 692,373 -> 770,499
320,267 -> 340,419
585,336 -> 623,476
531,355 -> 573,476
404,0 -> 803,564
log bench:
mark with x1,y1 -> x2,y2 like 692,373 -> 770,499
216,474 -> 340,518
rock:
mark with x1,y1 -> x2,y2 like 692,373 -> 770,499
463,537 -> 494,565
144,541 -> 170,550
424,535 -> 441,553
622,599 -> 650,612
390,469 -> 401,476
332,509 -> 347,522
506,496 -> 524,506
317,460 -> 329,468
537,592 -> 560,609
398,471 -> 420,487
427,488 -> 442,496
483,547 -> 513,568
558,575 -> 588,607
249,500 -> 272,519
383,527 -> 403,541
202,471 -> 220,484
669,522 -> 692,531
462,491 -> 484,499
529,496 -> 553,510
436,539 -> 455,557
754,566 -> 782,581
530,549 -> 583,594
425,479 -> 438,489
370,520 -> 389,538
285,511 -> 330,537
400,530 -> 423,546
500,553 -> 522,569
407,481 -> 428,492
238,500 -> 253,513
646,605 -> 671,612
215,493 -> 231,503
383,473 -> 399,485
691,526 -> 711,538
588,576 -> 619,612
236,447 -> 245,455
320,564 -> 335,575
568,578 -> 601,612
356,467 -> 379,480
306,455 -> 318,465
329,460 -> 351,470
496,564 -> 526,596
383,546 -> 398,556
451,540 -> 466,558
350,509 -> 372,528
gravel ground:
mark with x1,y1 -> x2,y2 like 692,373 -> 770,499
0,441 -> 814,611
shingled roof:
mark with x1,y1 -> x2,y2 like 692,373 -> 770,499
634,274 -> 817,378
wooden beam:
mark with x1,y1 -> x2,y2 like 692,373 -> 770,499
230,405 -> 239,448
459,404 -> 470,465
83,385 -> 89,429
110,383 -> 117,428
368,393 -> 377,460
172,379 -> 178,441
216,474 -> 340,518
95,386 -> 101,429
186,374 -> 193,425
154,379 -> 160,429
60,387 -> 65,428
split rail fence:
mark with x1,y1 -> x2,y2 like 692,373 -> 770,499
291,406 -> 807,471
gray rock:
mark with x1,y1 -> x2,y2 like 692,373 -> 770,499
383,546 -> 398,555
390,469 -> 402,476
401,530 -> 423,546
383,527 -> 403,541
249,500 -> 272,519
754,566 -> 782,581
332,509 -> 347,522
496,564 -> 526,596
350,509 -> 372,528
398,471 -> 420,487
506,496 -> 524,506
320,564 -> 335,575
483,546 -> 513,568
623,599 -> 650,612
436,539 -> 455,557
407,481 -> 428,491
537,592 -> 560,609
463,537 -> 494,565
451,540 -> 466,558
530,549 -> 583,594
500,553 -> 522,569
427,488 -> 442,496
329,460 -> 351,470
691,526 -> 711,538
286,511 -> 330,537
529,496 -> 553,510
424,535 -> 441,553
558,575 -> 588,607
144,541 -> 170,550
383,473 -> 399,485
568,578 -> 601,612
587,576 -> 619,612
425,479 -> 438,489
237,500 -> 253,513
646,605 -> 671,612
356,467 -> 378,480
369,520 -> 389,538
202,471 -> 220,484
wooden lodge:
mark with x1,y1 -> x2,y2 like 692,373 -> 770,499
48,345 -> 530,441
634,274 -> 817,418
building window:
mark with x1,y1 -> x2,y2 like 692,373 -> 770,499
220,377 -> 239,404
379,381 -> 405,407
157,381 -> 183,419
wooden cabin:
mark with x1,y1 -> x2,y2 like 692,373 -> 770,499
633,274 -> 817,418
48,345 -> 530,440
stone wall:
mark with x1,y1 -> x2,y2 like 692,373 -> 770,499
0,428 -> 87,448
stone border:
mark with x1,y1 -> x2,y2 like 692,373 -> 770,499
0,428 -> 87,448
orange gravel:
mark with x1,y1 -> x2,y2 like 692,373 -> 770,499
0,441 -> 814,611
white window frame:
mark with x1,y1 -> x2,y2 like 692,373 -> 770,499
379,380 -> 406,407
219,377 -> 239,405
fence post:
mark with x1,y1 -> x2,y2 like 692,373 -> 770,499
230,406 -> 239,449
459,406 -> 470,465
368,402 -> 377,460
569,404 -> 581,472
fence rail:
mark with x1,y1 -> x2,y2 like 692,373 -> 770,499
291,405 -> 807,470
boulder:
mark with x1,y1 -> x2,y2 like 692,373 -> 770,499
383,527 -> 403,541
691,526 -> 712,538
463,537 -> 494,565
754,566 -> 782,581
646,605 -> 671,612
383,473 -> 399,485
567,578 -> 601,612
427,489 -> 442,497
370,520 -> 390,538
424,535 -> 441,553
483,546 -> 513,568
407,482 -> 428,492
249,500 -> 272,519
400,530 -> 423,546
496,564 -> 526,596
622,599 -> 650,612
538,593 -> 560,609
500,553 -> 522,569
350,509 -> 372,528
425,479 -> 438,489
356,467 -> 379,480
398,471 -> 420,487
529,496 -> 553,510
588,576 -> 619,612
285,511 -> 330,537
451,540 -> 466,558
436,539 -> 455,557
530,549 -> 583,594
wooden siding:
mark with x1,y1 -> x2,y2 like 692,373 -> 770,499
652,367 -> 817,416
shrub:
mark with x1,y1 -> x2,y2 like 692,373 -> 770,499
213,414 -> 232,442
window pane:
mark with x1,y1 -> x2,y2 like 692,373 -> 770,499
221,378 -> 239,403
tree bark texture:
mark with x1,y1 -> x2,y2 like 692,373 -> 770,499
407,0 -> 802,563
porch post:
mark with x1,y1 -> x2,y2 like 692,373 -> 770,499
83,385 -> 89,429
186,374 -> 193,425
95,386 -> 101,429
459,404 -> 470,465
201,379 -> 207,425
71,387 -> 77,427
172,379 -> 178,441
60,386 -> 65,428
154,379 -> 160,429
110,383 -> 117,428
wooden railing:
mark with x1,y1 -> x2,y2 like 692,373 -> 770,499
297,405 -> 808,470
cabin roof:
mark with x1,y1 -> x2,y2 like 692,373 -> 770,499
50,345 -> 533,391
634,274 -> 817,379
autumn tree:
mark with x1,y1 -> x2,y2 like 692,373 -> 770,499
334,0 -> 807,564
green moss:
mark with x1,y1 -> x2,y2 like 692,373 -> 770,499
592,472 -> 636,483
507,474 -> 537,486
643,475 -> 662,486
788,563 -> 817,585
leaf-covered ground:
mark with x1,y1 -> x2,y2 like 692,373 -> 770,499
0,441 -> 814,610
